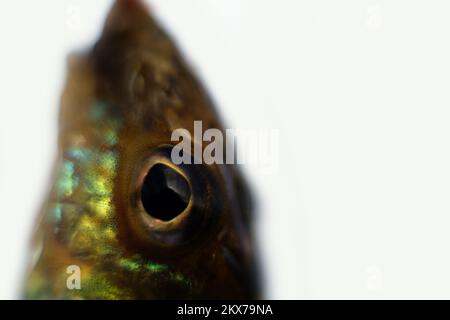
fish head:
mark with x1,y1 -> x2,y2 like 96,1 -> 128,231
24,0 -> 260,299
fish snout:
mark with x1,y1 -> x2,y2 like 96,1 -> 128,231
105,0 -> 151,33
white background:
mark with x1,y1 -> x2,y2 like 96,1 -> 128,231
1,0 -> 450,299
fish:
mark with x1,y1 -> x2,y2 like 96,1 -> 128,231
22,0 -> 261,299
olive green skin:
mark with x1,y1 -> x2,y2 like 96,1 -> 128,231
23,0 -> 260,299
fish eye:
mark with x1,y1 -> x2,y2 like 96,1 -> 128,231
141,162 -> 191,221
128,145 -> 224,251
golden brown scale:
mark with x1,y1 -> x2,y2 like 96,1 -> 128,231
23,0 -> 261,299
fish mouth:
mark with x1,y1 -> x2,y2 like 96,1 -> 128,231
105,0 -> 151,31
114,0 -> 148,12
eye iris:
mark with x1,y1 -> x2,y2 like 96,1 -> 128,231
141,163 -> 191,221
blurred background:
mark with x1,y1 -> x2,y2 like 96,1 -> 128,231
2,0 -> 450,299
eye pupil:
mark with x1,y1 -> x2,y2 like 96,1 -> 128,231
141,163 -> 191,221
